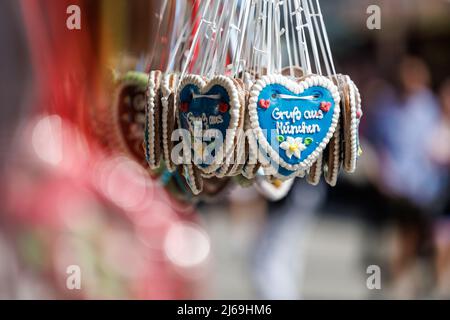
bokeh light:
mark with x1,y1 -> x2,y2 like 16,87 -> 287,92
164,222 -> 210,269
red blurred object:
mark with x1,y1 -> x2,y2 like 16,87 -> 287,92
189,0 -> 200,72
6,0 -> 205,299
20,0 -> 98,128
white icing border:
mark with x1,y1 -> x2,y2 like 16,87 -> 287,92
177,74 -> 242,175
248,74 -> 340,173
344,75 -> 358,173
146,70 -> 161,170
324,122 -> 341,187
225,129 -> 247,177
261,163 -> 300,181
216,79 -> 246,178
161,72 -> 178,172
242,109 -> 259,179
352,79 -> 362,116
183,163 -> 202,195
349,77 -> 363,157
324,74 -> 343,187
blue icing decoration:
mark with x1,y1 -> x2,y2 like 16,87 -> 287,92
257,83 -> 335,167
179,84 -> 230,168
278,166 -> 296,177
259,154 -> 297,178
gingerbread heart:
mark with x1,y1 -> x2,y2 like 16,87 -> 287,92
112,71 -> 149,167
339,74 -> 362,174
177,75 -> 242,175
145,70 -> 162,170
248,74 -> 340,179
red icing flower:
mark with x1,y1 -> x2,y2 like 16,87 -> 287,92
320,101 -> 331,113
219,102 -> 229,113
259,99 -> 271,109
356,109 -> 363,119
180,102 -> 189,112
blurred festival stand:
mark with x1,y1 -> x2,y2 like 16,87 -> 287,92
0,0 -> 449,299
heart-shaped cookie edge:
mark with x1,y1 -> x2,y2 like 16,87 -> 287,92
111,71 -> 149,167
345,75 -> 361,173
177,74 -> 242,175
248,74 -> 340,173
145,70 -> 162,170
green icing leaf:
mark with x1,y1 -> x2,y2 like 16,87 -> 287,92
304,137 -> 313,146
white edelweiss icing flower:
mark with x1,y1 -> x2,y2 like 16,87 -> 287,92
279,136 -> 306,159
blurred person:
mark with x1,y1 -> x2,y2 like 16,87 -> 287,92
252,180 -> 325,299
368,56 -> 445,298
430,79 -> 450,168
431,79 -> 450,297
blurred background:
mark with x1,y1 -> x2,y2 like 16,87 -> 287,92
0,0 -> 449,299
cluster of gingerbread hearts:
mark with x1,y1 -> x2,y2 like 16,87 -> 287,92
144,70 -> 362,195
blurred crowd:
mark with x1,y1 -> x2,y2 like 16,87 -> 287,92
0,0 -> 449,299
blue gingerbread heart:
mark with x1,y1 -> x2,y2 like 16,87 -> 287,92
177,75 -> 241,173
249,75 -> 340,179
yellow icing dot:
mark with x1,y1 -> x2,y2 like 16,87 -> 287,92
272,180 -> 283,188
289,145 -> 298,153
